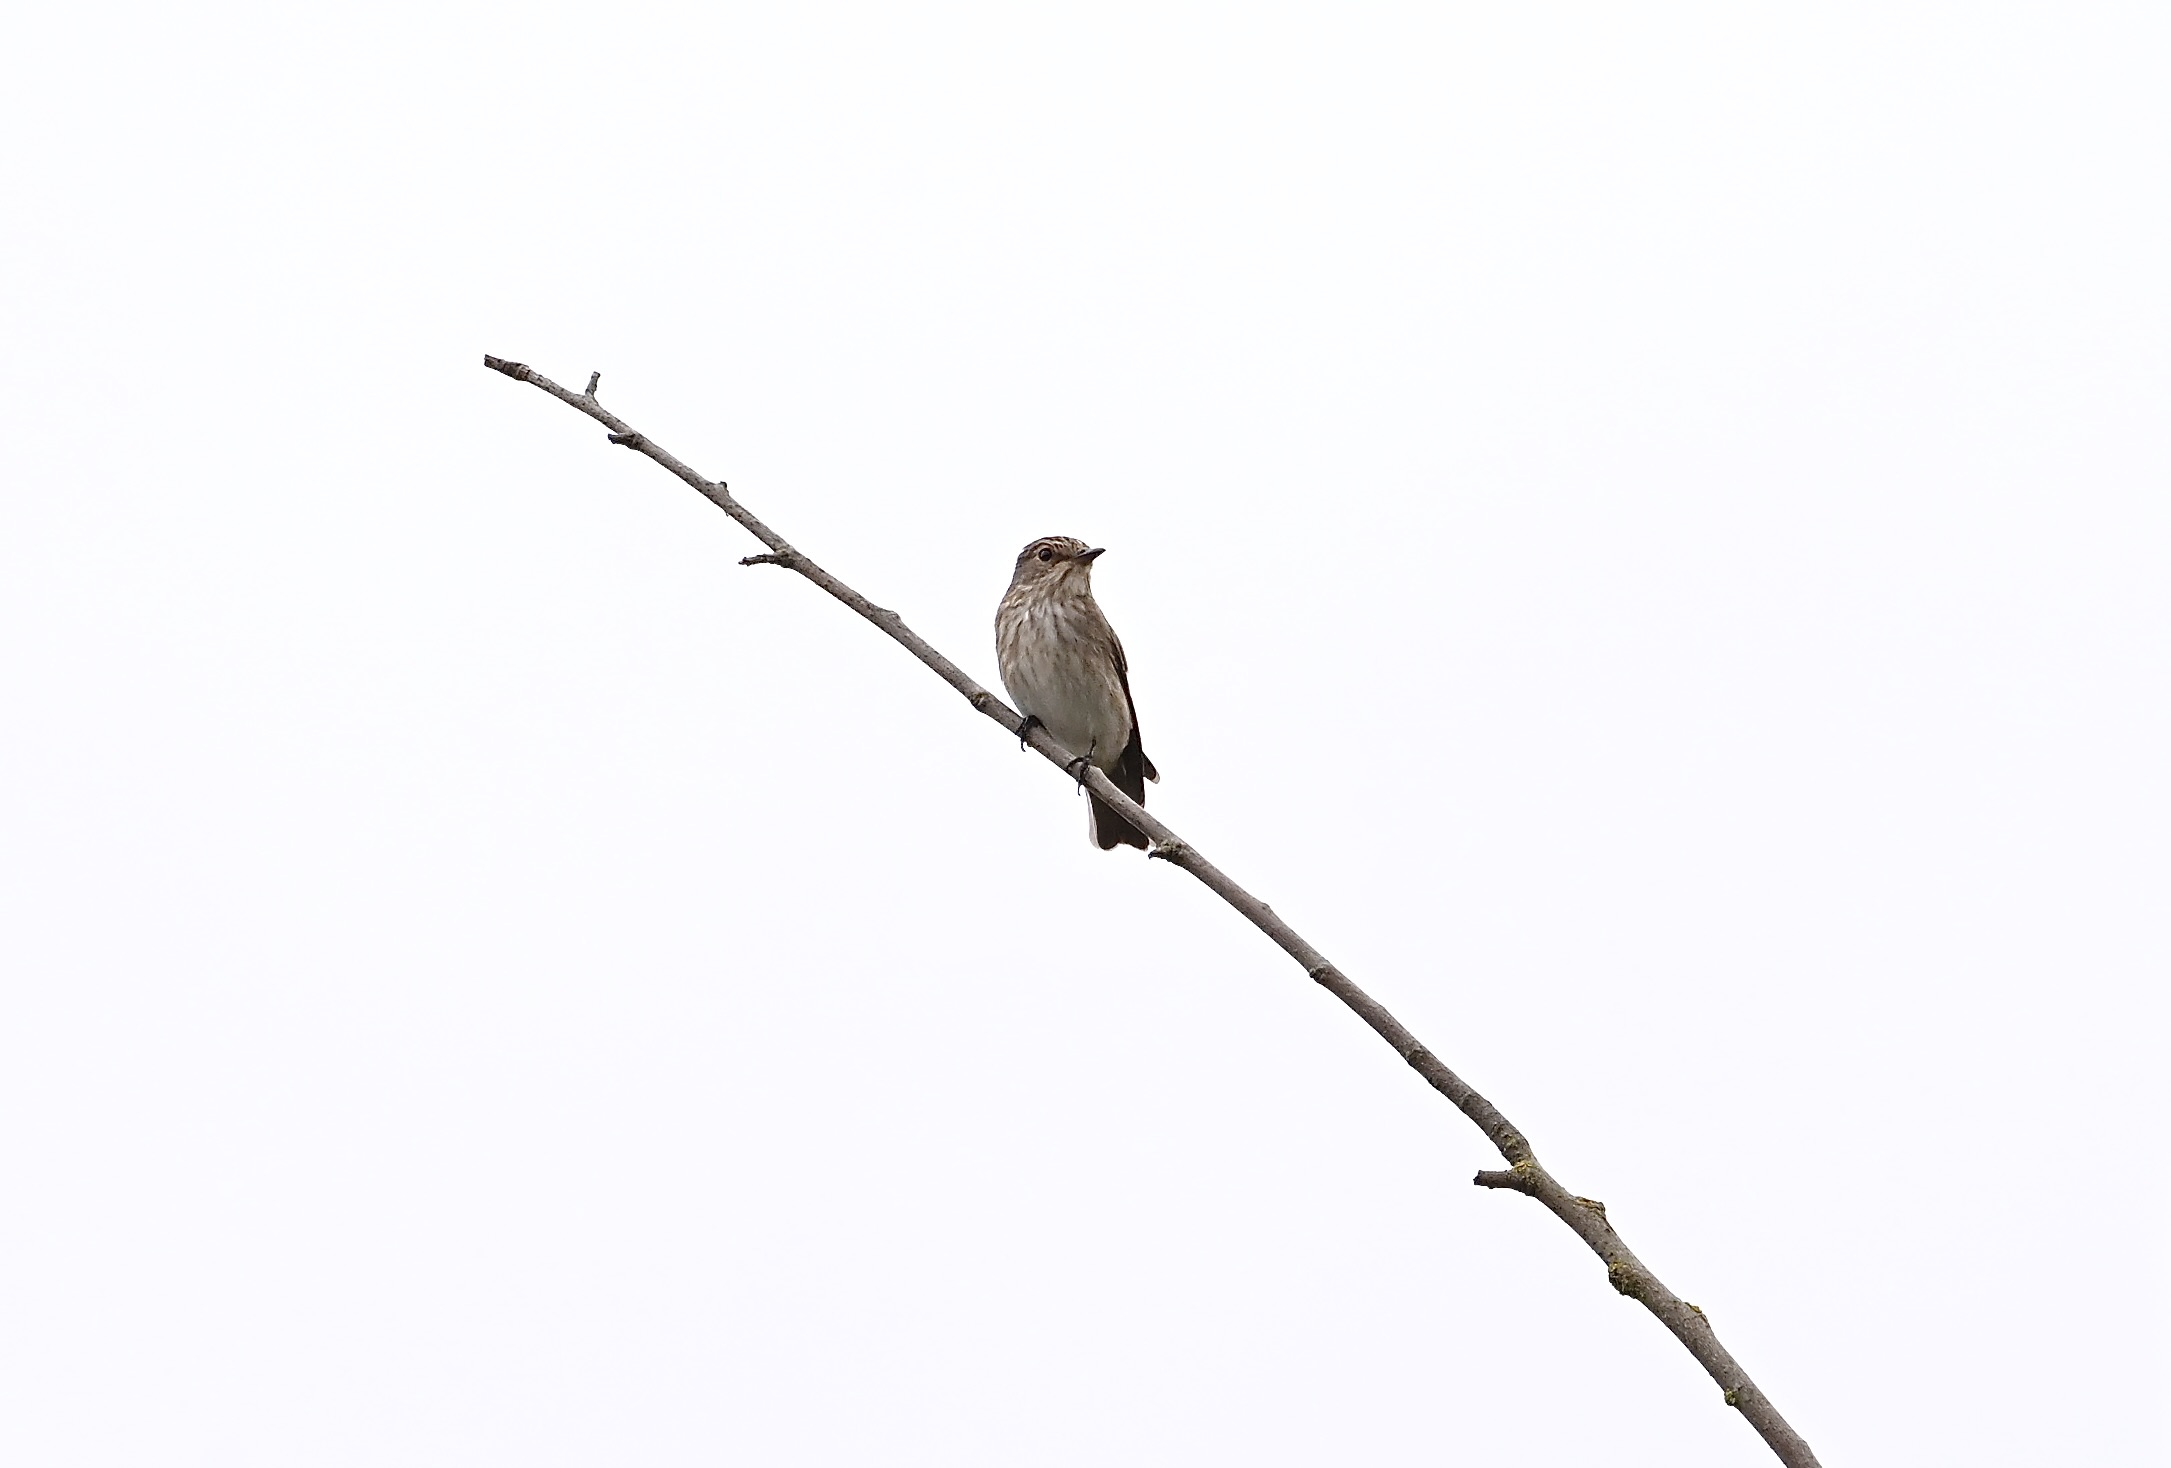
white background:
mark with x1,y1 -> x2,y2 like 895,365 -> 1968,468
3,4 -> 2165,1464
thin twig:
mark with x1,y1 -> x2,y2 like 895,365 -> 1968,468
482,355 -> 1823,1468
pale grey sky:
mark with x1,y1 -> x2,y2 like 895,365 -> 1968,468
3,4 -> 2165,1464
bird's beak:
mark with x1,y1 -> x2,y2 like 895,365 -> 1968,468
1076,547 -> 1106,563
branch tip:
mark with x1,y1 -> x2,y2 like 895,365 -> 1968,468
607,431 -> 646,450
483,355 -> 532,380
740,553 -> 792,568
582,371 -> 601,398
1146,840 -> 1191,863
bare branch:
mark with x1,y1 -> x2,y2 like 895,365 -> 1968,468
482,355 -> 1823,1468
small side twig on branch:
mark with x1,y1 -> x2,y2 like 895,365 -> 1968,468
481,355 -> 1823,1468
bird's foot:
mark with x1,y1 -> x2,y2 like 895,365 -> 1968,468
1016,714 -> 1042,751
1064,755 -> 1092,790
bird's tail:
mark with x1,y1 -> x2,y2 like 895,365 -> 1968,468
1090,793 -> 1149,851
1089,735 -> 1153,850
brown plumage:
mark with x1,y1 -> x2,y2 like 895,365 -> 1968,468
995,536 -> 1160,849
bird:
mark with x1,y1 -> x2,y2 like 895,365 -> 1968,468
995,535 -> 1160,850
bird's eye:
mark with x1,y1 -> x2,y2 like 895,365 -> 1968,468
1037,547 -> 1054,562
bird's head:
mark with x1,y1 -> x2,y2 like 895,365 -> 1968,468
1009,535 -> 1104,591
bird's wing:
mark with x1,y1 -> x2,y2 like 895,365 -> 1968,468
1110,632 -> 1159,785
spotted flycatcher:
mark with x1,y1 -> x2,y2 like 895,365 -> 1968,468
995,536 -> 1160,850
